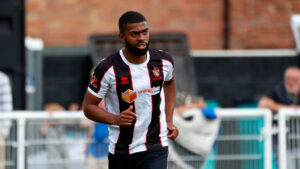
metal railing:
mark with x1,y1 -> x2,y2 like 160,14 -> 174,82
0,111 -> 85,169
0,109 -> 274,169
164,109 -> 273,169
278,108 -> 300,169
215,109 -> 272,169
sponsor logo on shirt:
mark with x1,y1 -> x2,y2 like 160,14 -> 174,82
121,89 -> 137,103
121,76 -> 129,85
91,75 -> 98,88
121,87 -> 161,103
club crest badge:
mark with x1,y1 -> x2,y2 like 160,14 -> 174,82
152,67 -> 160,77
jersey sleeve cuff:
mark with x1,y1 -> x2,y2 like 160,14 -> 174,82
88,87 -> 104,98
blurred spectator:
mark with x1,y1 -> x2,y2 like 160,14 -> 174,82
0,71 -> 13,169
175,92 -> 206,115
85,100 -> 109,169
40,103 -> 68,169
259,66 -> 300,168
68,103 -> 81,111
173,93 -> 220,168
259,66 -> 300,112
79,67 -> 109,169
86,123 -> 109,169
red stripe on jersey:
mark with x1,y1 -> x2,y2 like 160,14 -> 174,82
112,66 -> 121,154
159,96 -> 163,146
128,66 -> 137,154
161,59 -> 165,81
159,60 -> 165,146
145,64 -> 154,151
97,66 -> 113,94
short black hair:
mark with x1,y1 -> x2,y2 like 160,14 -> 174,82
119,11 -> 147,33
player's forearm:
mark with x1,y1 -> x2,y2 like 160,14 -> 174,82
163,77 -> 176,124
83,104 -> 117,125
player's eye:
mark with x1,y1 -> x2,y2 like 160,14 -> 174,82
131,32 -> 138,37
142,30 -> 148,35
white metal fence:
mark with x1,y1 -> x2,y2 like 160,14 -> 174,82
0,111 -> 86,169
279,108 -> 300,169
168,108 -> 272,169
0,108 -> 284,169
215,109 -> 272,169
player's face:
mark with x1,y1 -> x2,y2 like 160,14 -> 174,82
284,68 -> 300,94
120,21 -> 150,56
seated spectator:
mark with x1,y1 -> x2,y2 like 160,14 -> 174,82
68,103 -> 81,111
79,100 -> 109,169
173,93 -> 220,160
86,100 -> 108,169
175,92 -> 206,115
259,66 -> 300,113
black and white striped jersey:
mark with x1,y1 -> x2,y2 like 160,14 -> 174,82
88,48 -> 174,154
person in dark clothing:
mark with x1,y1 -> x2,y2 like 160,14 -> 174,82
259,66 -> 300,112
259,66 -> 300,168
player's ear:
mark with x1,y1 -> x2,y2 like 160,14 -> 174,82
119,33 -> 125,43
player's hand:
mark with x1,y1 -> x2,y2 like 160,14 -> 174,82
116,106 -> 137,126
167,123 -> 179,140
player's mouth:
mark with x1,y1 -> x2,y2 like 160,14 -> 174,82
136,43 -> 147,50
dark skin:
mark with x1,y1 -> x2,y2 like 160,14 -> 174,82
119,21 -> 149,64
83,21 -> 178,140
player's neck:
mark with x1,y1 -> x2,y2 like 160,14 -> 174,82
123,48 -> 147,64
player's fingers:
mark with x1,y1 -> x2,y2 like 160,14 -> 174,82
126,106 -> 133,111
119,122 -> 133,126
167,133 -> 174,140
167,127 -> 179,140
122,111 -> 137,118
122,117 -> 135,123
168,131 -> 176,140
121,113 -> 136,120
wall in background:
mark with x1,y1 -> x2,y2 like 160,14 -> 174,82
26,0 -> 300,50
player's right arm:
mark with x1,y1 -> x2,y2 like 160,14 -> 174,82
83,64 -> 136,126
83,92 -> 136,126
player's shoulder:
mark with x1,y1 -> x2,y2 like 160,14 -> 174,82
149,48 -> 171,58
94,51 -> 119,73
149,48 -> 173,64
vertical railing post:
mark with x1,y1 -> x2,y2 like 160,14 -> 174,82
17,118 -> 25,169
264,110 -> 272,169
279,109 -> 288,169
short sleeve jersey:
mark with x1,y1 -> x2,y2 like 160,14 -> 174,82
88,48 -> 174,155
267,82 -> 300,105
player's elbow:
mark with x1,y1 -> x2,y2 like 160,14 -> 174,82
82,100 -> 92,119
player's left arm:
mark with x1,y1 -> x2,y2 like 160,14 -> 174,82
163,76 -> 179,140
